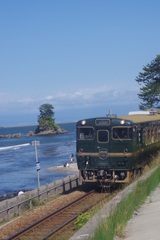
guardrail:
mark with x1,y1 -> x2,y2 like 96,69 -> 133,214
0,174 -> 80,223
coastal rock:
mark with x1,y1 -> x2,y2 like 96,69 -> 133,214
12,133 -> 22,138
0,133 -> 22,138
0,127 -> 68,138
26,127 -> 68,137
34,128 -> 68,136
26,131 -> 35,137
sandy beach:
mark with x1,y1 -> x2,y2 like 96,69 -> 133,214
47,163 -> 79,172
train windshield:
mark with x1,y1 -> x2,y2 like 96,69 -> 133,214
112,127 -> 132,140
97,130 -> 109,143
77,127 -> 94,140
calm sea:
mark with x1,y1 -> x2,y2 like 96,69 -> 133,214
0,122 -> 77,198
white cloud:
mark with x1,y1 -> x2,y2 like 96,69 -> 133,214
43,95 -> 54,101
0,85 -> 139,116
17,97 -> 35,104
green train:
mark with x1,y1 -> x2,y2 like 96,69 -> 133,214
76,112 -> 160,185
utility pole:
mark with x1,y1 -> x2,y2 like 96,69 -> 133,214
32,140 -> 40,188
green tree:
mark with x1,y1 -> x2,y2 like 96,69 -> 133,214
135,55 -> 160,110
35,103 -> 57,133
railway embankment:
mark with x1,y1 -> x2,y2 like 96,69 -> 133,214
70,165 -> 160,240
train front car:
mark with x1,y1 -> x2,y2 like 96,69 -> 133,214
76,116 -> 135,186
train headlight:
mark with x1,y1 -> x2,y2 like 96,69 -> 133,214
120,172 -> 126,179
81,120 -> 86,125
120,120 -> 125,125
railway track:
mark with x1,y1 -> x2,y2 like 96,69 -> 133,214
6,190 -> 109,240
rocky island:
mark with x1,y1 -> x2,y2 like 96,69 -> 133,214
0,103 -> 68,138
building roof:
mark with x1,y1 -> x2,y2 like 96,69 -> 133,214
119,114 -> 160,123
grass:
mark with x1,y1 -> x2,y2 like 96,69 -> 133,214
74,212 -> 91,230
91,158 -> 160,240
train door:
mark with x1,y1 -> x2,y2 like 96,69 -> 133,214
94,126 -> 110,171
94,119 -> 111,168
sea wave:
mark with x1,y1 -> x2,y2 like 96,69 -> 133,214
0,143 -> 30,151
0,122 -> 76,196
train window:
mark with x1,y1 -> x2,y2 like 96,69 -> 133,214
97,130 -> 109,143
136,129 -> 143,145
158,127 -> 160,140
77,127 -> 94,140
112,127 -> 132,140
154,127 -> 158,142
155,127 -> 158,142
145,128 -> 150,145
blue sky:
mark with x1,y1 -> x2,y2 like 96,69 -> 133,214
0,1 -> 160,126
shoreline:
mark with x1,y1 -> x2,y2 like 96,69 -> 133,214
0,163 -> 79,201
47,163 -> 78,172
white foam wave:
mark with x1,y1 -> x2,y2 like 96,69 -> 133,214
0,143 -> 30,151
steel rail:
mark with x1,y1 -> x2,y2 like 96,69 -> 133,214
6,190 -> 96,240
40,214 -> 79,240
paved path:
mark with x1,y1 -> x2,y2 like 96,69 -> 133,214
122,184 -> 160,240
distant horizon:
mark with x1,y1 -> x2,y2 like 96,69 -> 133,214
0,102 -> 140,128
1,121 -> 77,128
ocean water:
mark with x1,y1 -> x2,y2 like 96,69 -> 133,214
0,122 -> 77,197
